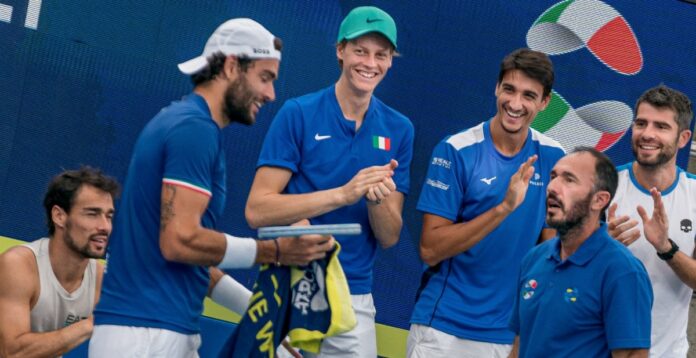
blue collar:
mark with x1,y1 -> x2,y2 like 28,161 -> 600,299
626,162 -> 681,195
546,222 -> 610,266
186,92 -> 213,120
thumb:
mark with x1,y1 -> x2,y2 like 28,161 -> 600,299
608,202 -> 617,221
291,219 -> 310,227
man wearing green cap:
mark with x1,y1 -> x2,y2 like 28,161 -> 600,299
246,6 -> 414,356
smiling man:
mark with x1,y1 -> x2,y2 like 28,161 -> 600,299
245,6 -> 414,357
0,167 -> 119,357
607,85 -> 696,357
407,48 -> 565,357
90,18 -> 334,357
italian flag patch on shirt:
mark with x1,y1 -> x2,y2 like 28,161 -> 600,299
373,136 -> 390,151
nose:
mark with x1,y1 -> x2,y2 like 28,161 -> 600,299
546,176 -> 560,197
97,214 -> 112,233
264,83 -> 276,103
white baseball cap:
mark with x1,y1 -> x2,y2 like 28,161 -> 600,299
178,18 -> 281,75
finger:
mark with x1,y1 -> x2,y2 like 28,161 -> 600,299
366,187 -> 377,202
608,202 -> 617,221
375,182 -> 391,198
388,159 -> 399,170
636,205 -> 649,224
383,177 -> 397,191
619,230 -> 641,246
650,187 -> 666,218
291,219 -> 310,227
607,215 -> 630,231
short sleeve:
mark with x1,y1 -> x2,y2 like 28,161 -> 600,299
416,139 -> 466,221
257,100 -> 303,173
603,267 -> 653,349
162,119 -> 220,196
392,121 -> 414,195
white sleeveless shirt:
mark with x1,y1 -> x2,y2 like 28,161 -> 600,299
24,238 -> 97,332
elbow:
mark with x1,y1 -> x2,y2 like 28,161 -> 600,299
244,205 -> 263,229
379,235 -> 399,249
159,231 -> 193,263
419,245 -> 440,267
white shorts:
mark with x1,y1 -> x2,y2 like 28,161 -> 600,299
89,324 -> 201,358
406,324 -> 512,358
301,293 -> 377,358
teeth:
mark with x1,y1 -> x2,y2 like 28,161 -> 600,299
357,70 -> 376,79
506,109 -> 523,118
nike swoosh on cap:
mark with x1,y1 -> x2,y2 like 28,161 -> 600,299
366,18 -> 383,23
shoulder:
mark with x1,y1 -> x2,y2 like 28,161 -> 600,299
371,96 -> 413,129
444,122 -> 486,152
0,246 -> 38,290
529,129 -> 565,154
598,234 -> 647,275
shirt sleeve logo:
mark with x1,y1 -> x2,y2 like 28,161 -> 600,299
425,178 -> 450,191
431,157 -> 451,169
522,279 -> 538,300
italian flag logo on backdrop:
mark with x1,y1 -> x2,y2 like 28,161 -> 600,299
373,136 -> 390,151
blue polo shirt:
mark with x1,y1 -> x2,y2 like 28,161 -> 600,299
95,93 -> 226,334
411,120 -> 565,343
257,85 -> 414,294
509,223 -> 652,357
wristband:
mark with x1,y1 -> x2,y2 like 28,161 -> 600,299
219,234 -> 257,269
210,274 -> 252,315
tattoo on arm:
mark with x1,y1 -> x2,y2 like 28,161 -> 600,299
160,185 -> 176,232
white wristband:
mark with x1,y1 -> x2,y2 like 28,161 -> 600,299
210,274 -> 252,315
219,234 -> 257,269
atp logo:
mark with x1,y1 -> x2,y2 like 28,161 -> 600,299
527,0 -> 642,152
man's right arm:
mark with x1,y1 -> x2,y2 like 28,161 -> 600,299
0,247 -> 92,358
419,155 -> 537,266
245,164 -> 393,228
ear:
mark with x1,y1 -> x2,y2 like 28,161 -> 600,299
591,191 -> 611,212
539,93 -> 551,111
336,43 -> 345,62
677,129 -> 692,149
222,55 -> 239,81
51,205 -> 67,231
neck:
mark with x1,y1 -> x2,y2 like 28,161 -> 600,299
194,82 -> 228,129
559,219 -> 600,261
48,234 -> 90,292
490,115 -> 528,156
632,160 -> 677,192
334,78 -> 372,129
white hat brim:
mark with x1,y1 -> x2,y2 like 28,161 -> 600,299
177,56 -> 208,75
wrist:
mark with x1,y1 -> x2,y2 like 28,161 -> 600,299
656,239 -> 672,254
656,238 -> 679,261
254,239 -> 276,264
219,234 -> 257,269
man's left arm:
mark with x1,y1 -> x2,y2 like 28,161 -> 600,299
639,187 -> 696,289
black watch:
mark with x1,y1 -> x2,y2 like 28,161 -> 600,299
657,239 -> 679,261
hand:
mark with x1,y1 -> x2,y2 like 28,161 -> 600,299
500,155 -> 537,213
340,160 -> 397,206
366,176 -> 397,204
277,219 -> 335,266
607,203 -> 641,246
637,188 -> 671,253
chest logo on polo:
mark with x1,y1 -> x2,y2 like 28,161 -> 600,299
314,133 -> 332,141
522,279 -> 538,300
529,172 -> 544,187
480,176 -> 497,185
564,287 -> 579,303
372,136 -> 391,151
680,219 -> 692,233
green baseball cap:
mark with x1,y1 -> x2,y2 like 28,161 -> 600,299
337,6 -> 397,49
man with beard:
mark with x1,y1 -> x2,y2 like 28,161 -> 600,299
91,19 -> 333,357
246,7 -> 413,356
0,167 -> 118,357
607,85 -> 696,357
407,49 -> 564,357
509,148 -> 652,357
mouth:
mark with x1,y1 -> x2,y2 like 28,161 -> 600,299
546,196 -> 562,211
503,106 -> 526,121
355,69 -> 377,79
90,236 -> 108,249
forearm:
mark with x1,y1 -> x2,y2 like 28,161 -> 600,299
612,348 -> 648,358
246,189 -> 345,228
420,204 -> 511,266
366,199 -> 403,249
508,336 -> 519,358
161,229 -> 274,267
666,251 -> 696,290
5,319 -> 91,358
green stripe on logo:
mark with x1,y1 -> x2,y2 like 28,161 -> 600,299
532,91 -> 570,133
535,0 -> 574,25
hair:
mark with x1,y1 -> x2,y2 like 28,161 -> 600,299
336,33 -> 399,69
43,166 -> 120,235
191,37 -> 283,86
571,147 -> 617,213
635,84 -> 693,133
498,48 -> 554,98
